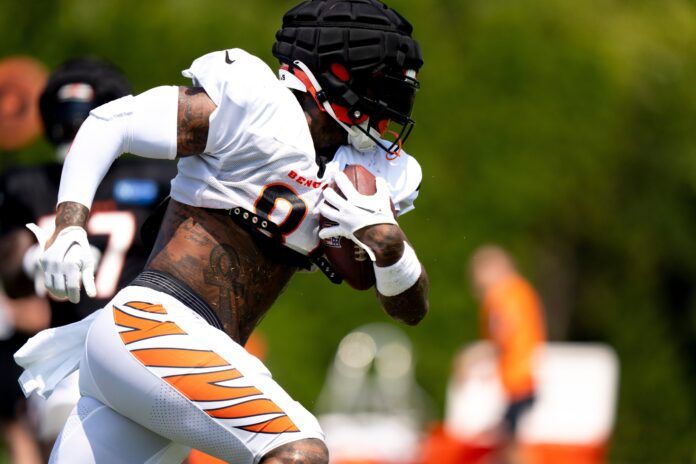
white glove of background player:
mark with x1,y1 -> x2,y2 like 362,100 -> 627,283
319,172 -> 397,262
21,243 -> 48,298
26,224 -> 97,303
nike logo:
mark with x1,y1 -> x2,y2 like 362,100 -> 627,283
225,51 -> 235,64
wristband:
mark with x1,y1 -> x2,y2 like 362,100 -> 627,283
374,242 -> 422,296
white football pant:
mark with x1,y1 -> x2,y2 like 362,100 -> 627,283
49,285 -> 323,463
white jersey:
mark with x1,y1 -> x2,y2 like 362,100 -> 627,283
170,49 -> 422,256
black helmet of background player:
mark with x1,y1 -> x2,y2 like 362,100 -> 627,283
39,58 -> 131,162
272,0 -> 423,155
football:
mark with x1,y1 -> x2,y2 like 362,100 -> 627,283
320,164 -> 377,290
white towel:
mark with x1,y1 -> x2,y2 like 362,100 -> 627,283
14,311 -> 98,399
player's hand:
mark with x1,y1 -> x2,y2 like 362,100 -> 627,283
23,242 -> 102,299
319,172 -> 397,261
26,224 -> 97,304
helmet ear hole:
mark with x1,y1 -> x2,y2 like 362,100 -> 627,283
330,63 -> 350,82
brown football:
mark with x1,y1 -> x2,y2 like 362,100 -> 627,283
320,164 -> 377,290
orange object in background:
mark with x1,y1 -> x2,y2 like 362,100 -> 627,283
420,423 -> 495,464
245,331 -> 267,360
332,460 -> 381,464
444,342 -> 619,464
519,443 -> 608,464
482,274 -> 545,401
420,424 -> 608,464
0,56 -> 48,150
187,449 -> 226,464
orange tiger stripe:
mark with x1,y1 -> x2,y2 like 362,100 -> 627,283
206,398 -> 284,419
240,415 -> 299,434
124,301 -> 167,314
131,348 -> 229,368
113,308 -> 186,344
164,369 -> 262,402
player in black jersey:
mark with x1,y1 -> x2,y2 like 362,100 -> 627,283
0,58 -> 177,459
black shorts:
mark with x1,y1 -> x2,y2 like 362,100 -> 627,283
502,393 -> 536,436
0,332 -> 29,420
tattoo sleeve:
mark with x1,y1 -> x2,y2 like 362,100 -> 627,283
43,201 -> 90,250
55,201 -> 89,229
177,86 -> 215,157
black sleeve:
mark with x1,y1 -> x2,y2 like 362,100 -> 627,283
0,173 -> 34,236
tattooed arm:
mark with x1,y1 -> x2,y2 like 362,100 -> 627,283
33,86 -> 216,302
177,87 -> 215,156
355,224 -> 429,325
49,86 -> 214,239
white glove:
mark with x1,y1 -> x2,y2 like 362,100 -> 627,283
319,172 -> 397,262
23,242 -> 102,299
26,224 -> 97,304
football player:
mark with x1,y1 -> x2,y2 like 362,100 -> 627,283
16,1 -> 429,463
0,58 -> 176,457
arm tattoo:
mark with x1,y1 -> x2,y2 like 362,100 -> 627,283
177,86 -> 215,157
55,201 -> 89,229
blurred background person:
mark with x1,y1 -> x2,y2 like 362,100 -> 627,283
422,245 -> 617,464
0,57 -> 177,461
467,245 -> 546,462
0,55 -> 49,464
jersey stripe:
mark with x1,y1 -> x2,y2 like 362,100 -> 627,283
131,348 -> 229,368
124,301 -> 168,314
206,398 -> 284,419
240,416 -> 299,433
163,369 -> 261,402
113,307 -> 186,344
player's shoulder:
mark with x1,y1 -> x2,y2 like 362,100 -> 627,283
184,48 -> 312,156
182,48 -> 282,106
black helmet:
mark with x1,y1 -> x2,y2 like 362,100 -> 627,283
39,57 -> 131,159
273,0 -> 423,154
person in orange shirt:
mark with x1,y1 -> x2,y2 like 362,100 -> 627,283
469,245 -> 546,440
